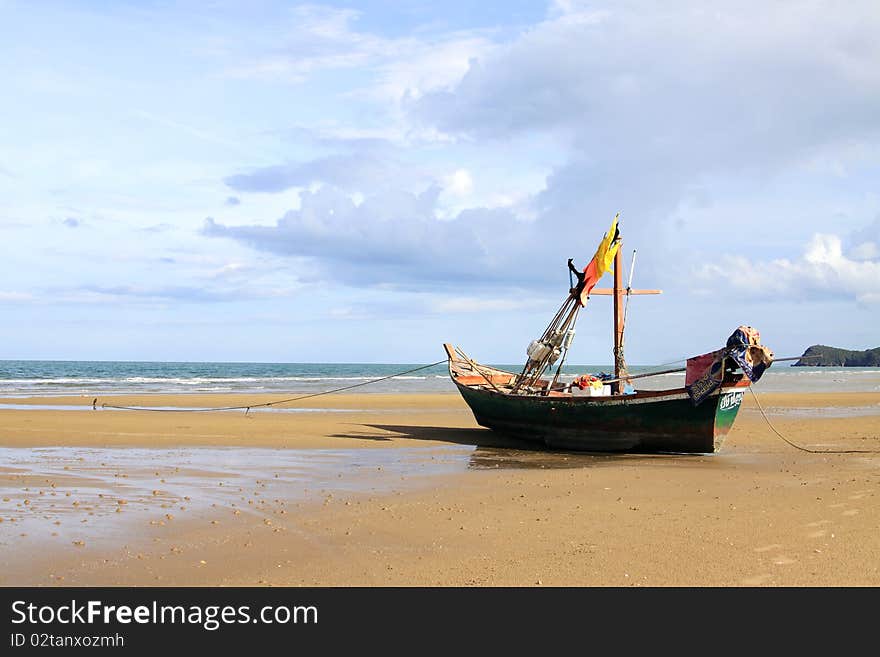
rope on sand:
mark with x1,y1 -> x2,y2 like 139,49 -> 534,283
94,357 -> 879,455
95,360 -> 448,414
749,386 -> 880,454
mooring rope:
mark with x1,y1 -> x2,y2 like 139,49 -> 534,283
94,356 -> 879,455
96,360 -> 448,414
748,386 -> 880,454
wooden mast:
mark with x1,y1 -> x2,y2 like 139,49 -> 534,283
612,247 -> 625,394
514,221 -> 661,396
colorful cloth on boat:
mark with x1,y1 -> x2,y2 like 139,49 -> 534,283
685,349 -> 726,406
572,374 -> 604,390
578,214 -> 621,305
686,326 -> 774,405
726,325 -> 774,382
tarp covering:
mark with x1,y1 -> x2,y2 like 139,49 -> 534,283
685,326 -> 774,406
726,325 -> 774,382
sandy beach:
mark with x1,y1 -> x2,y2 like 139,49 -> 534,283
1,391 -> 878,586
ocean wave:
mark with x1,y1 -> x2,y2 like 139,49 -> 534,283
0,375 -> 433,384
1,360 -> 876,396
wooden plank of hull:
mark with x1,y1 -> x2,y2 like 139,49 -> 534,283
453,379 -> 748,454
454,374 -> 516,386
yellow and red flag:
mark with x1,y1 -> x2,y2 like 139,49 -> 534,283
579,213 -> 621,305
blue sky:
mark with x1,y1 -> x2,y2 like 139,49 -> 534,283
2,0 -> 879,364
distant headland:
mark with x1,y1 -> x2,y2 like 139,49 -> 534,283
794,345 -> 880,367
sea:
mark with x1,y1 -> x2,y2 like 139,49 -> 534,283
0,360 -> 878,397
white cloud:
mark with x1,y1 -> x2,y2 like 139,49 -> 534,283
204,183 -> 563,291
415,2 -> 880,176
850,241 -> 878,260
208,2 -> 880,329
443,169 -> 473,197
697,233 -> 880,303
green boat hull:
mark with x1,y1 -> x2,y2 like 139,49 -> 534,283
455,381 -> 747,454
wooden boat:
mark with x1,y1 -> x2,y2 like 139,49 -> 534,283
443,218 -> 763,454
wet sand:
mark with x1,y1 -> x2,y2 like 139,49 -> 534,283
1,391 -> 878,586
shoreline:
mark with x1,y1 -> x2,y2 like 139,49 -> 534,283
1,391 -> 878,586
0,391 -> 877,449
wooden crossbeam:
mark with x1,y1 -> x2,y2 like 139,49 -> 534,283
589,288 -> 662,295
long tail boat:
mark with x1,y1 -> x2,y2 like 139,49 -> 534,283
444,216 -> 772,453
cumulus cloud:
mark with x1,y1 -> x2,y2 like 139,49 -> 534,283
415,2 -> 880,160
413,0 -> 880,239
204,184 -> 571,290
443,169 -> 473,197
850,241 -> 878,261
697,233 -> 880,303
210,2 -> 880,300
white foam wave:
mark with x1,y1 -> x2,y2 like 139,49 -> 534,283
0,375 -> 432,385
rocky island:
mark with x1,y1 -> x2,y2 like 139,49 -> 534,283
794,345 -> 880,366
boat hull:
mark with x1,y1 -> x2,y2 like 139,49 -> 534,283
454,380 -> 747,454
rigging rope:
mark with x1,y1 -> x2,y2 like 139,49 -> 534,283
748,386 -> 880,454
93,356 -> 879,456
96,360 -> 448,414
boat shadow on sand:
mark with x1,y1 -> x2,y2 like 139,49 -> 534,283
330,423 -> 703,470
